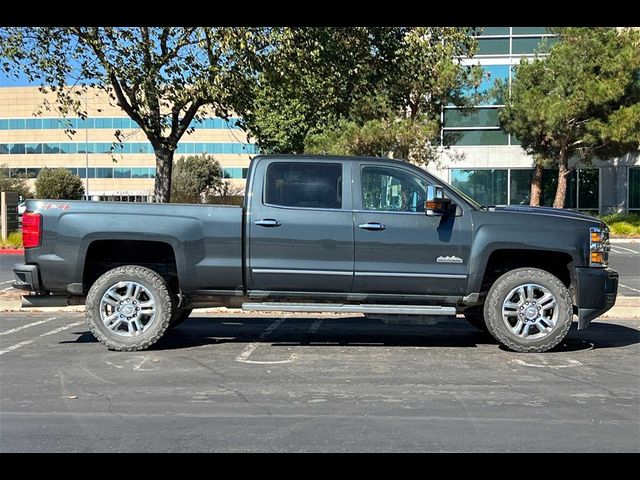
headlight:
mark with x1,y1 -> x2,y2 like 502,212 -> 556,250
589,226 -> 609,267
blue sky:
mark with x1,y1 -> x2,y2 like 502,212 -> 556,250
0,71 -> 37,87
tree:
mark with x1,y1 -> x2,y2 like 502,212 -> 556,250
0,27 -> 261,203
237,27 -> 482,165
170,154 -> 228,204
297,28 -> 482,166
35,168 -> 85,200
499,28 -> 640,208
0,165 -> 32,200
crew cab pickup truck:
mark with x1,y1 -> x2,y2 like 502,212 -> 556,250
13,155 -> 618,353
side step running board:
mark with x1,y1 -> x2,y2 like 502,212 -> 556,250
241,302 -> 456,316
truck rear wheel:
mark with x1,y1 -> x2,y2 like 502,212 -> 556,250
484,267 -> 573,353
85,265 -> 173,351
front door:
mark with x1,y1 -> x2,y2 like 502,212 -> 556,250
352,163 -> 472,296
247,158 -> 354,293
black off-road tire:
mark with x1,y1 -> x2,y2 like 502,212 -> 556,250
168,308 -> 193,329
85,265 -> 173,351
484,267 -> 573,353
463,306 -> 489,332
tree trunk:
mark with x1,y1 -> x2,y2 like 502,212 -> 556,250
529,160 -> 543,206
154,148 -> 174,203
553,153 -> 569,209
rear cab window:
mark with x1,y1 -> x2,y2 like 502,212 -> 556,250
264,162 -> 343,209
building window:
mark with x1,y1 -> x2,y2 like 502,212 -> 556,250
444,108 -> 500,128
512,36 -> 557,55
629,167 -> 640,211
452,167 -> 599,210
511,27 -> 551,35
445,129 -> 509,146
478,27 -> 510,36
476,38 -> 510,55
265,162 -> 343,209
451,169 -> 508,206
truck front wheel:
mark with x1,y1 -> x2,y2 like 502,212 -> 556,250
484,267 -> 573,353
85,265 -> 173,351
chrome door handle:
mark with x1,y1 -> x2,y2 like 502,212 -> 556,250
358,222 -> 386,231
254,218 -> 282,227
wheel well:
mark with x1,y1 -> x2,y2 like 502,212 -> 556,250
83,240 -> 178,293
481,249 -> 573,293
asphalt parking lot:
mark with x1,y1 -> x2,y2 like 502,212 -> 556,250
1,312 -> 638,452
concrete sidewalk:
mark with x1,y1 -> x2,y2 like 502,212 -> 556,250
1,295 -> 637,318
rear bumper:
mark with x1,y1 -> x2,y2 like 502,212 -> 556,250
12,263 -> 45,294
575,267 -> 618,329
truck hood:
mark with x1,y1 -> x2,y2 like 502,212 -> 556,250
489,205 -> 600,223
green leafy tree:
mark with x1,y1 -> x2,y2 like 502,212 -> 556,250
0,164 -> 32,200
170,154 -> 228,204
0,27 -> 262,203
298,28 -> 484,166
35,168 -> 85,199
499,27 -> 640,208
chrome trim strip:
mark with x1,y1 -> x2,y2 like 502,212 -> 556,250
252,269 -> 352,276
355,272 -> 467,279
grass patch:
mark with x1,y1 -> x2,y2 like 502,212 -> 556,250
597,213 -> 640,237
0,230 -> 23,248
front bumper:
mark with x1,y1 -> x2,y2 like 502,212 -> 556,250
13,263 -> 45,294
574,267 -> 618,329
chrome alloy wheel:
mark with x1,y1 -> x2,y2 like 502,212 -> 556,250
501,283 -> 558,340
99,281 -> 156,337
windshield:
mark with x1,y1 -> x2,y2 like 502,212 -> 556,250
445,181 -> 483,210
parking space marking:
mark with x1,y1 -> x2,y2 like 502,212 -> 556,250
0,321 -> 83,356
619,283 -> 640,294
235,318 -> 297,364
1,286 -> 13,291
0,280 -> 14,285
610,245 -> 639,254
0,317 -> 58,336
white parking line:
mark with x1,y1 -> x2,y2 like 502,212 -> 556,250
619,283 -> 640,294
0,321 -> 83,356
0,280 -> 14,285
0,316 -> 58,336
1,286 -> 13,291
610,245 -> 639,254
235,318 -> 296,364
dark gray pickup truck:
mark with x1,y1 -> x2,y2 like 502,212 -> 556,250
13,155 -> 618,352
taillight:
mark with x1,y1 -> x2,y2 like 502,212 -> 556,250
22,212 -> 42,249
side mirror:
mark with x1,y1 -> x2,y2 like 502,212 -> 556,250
425,185 -> 454,217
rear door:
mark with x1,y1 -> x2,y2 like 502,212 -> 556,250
352,162 -> 472,296
246,158 -> 354,293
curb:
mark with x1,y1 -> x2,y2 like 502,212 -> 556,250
610,238 -> 639,244
0,249 -> 24,255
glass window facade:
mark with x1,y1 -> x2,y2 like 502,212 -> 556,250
0,142 -> 258,155
444,108 -> 500,128
446,130 -> 509,146
451,169 -> 508,206
511,27 -> 551,35
451,168 -> 599,210
0,116 -> 242,130
629,167 -> 640,210
512,36 -> 557,55
479,27 -> 510,36
476,38 -> 510,55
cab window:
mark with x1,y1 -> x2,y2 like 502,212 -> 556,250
265,162 -> 343,209
361,165 -> 429,213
